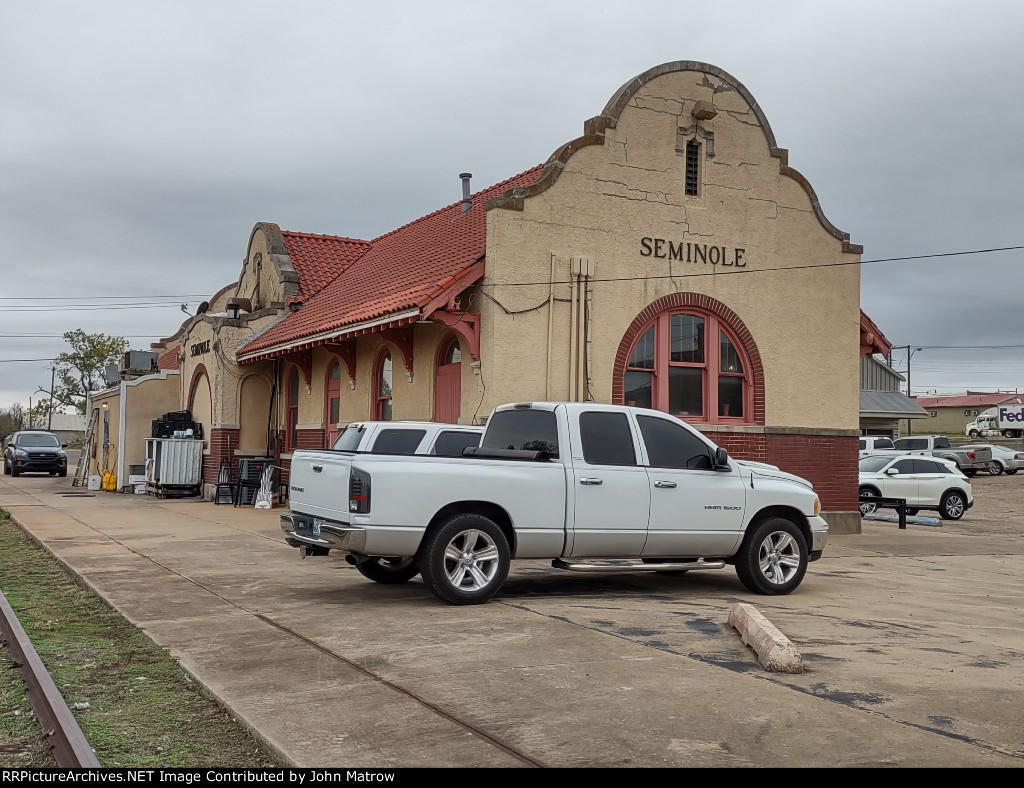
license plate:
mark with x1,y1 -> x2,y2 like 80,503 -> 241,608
312,519 -> 324,536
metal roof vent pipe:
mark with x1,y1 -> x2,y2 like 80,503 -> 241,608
460,173 -> 472,213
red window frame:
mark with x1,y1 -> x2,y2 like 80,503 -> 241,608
374,350 -> 393,421
325,360 -> 342,446
285,368 -> 300,450
623,308 -> 753,425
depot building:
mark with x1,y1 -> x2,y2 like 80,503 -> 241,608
94,61 -> 865,533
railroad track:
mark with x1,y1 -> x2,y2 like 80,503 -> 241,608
0,588 -> 100,767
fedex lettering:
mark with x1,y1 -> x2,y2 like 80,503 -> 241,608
999,407 -> 1024,422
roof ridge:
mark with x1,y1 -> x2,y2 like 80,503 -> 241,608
281,229 -> 371,245
369,165 -> 543,244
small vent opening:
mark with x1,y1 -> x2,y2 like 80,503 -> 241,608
685,140 -> 700,196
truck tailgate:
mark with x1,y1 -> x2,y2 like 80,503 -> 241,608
288,451 -> 352,522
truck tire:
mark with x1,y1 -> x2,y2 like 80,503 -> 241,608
734,517 -> 808,595
418,514 -> 510,605
355,556 -> 420,584
940,491 -> 967,521
963,468 -> 976,478
968,430 -> 980,438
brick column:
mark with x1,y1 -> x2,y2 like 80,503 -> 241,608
204,427 -> 240,491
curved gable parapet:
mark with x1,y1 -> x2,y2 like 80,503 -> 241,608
245,222 -> 301,300
487,61 -> 860,253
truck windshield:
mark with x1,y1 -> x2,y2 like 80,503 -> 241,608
482,409 -> 559,458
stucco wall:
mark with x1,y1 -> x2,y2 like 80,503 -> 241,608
120,371 -> 181,486
482,64 -> 861,432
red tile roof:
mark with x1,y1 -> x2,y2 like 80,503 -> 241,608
238,166 -> 542,360
912,394 -> 1023,408
281,231 -> 371,302
859,310 -> 891,357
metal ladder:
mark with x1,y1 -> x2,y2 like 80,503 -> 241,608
72,408 -> 99,487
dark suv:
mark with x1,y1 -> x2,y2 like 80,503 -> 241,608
3,431 -> 68,477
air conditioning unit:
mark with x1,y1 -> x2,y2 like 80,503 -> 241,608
121,350 -> 158,374
103,364 -> 120,386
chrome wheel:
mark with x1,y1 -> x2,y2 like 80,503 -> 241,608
757,530 -> 802,586
735,517 -> 808,595
443,528 -> 500,591
941,491 -> 966,520
419,514 -> 511,605
859,488 -> 879,516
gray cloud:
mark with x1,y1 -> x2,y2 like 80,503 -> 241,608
3,0 -> 1024,408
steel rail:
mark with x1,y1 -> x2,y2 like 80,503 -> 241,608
0,588 -> 101,767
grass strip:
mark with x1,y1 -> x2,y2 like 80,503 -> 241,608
0,508 -> 280,768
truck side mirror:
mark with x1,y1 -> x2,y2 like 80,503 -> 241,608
713,447 -> 730,471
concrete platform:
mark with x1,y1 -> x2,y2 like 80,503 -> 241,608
2,473 -> 1023,767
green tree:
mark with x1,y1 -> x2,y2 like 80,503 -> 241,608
51,330 -> 129,414
0,403 -> 25,439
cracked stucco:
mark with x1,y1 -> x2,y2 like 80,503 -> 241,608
482,64 -> 861,430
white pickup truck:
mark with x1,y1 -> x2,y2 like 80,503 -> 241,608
329,420 -> 483,456
281,402 -> 829,605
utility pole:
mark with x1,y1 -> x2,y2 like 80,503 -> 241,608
47,366 -> 55,430
892,345 -> 924,435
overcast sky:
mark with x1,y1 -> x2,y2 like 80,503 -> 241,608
3,0 -> 1023,412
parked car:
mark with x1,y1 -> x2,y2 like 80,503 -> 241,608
3,431 -> 68,477
960,444 -> 1024,476
858,454 -> 972,520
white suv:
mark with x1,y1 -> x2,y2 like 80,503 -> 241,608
858,454 -> 973,520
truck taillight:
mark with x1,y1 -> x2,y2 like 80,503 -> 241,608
349,469 -> 371,513
966,451 -> 976,460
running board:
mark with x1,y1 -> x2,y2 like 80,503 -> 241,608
551,559 -> 726,573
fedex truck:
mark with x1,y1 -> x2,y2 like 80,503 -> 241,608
966,404 -> 1024,438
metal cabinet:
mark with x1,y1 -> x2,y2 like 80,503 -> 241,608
145,438 -> 203,497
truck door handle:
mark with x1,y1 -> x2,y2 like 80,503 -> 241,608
312,465 -> 323,473
654,480 -> 677,488
579,477 -> 603,485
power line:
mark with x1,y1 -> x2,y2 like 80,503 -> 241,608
0,294 -> 210,301
474,244 -> 1024,289
0,244 -> 1020,306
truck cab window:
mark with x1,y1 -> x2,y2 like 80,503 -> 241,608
432,431 -> 482,457
579,412 -> 636,466
482,409 -> 559,458
636,414 -> 712,469
372,429 -> 427,455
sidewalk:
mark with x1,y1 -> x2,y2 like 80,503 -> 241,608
3,474 -> 1023,767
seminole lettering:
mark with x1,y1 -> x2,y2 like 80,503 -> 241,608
640,237 -> 746,267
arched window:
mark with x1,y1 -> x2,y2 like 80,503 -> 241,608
326,361 -> 341,446
622,307 -> 753,424
374,351 -> 393,421
285,368 -> 300,450
434,336 -> 462,423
